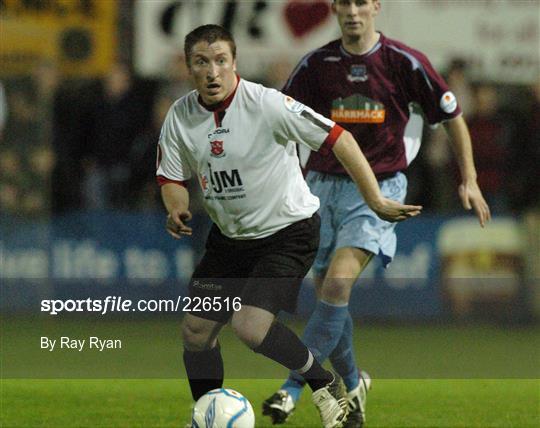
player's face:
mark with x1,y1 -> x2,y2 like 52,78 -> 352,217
332,0 -> 380,39
189,40 -> 237,105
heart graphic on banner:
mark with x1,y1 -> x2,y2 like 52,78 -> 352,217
284,0 -> 332,38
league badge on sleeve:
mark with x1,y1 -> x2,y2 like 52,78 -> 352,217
284,96 -> 305,114
440,91 -> 457,114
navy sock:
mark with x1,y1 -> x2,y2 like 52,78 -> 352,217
183,344 -> 224,401
254,322 -> 332,392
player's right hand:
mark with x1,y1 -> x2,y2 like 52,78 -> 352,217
458,181 -> 491,228
371,198 -> 422,222
166,210 -> 193,239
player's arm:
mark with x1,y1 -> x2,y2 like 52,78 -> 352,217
264,89 -> 420,222
332,131 -> 422,222
157,102 -> 194,239
161,183 -> 192,239
444,116 -> 491,227
399,48 -> 490,226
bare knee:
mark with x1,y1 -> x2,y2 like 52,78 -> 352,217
182,320 -> 215,351
321,277 -> 354,304
322,248 -> 372,304
231,308 -> 273,349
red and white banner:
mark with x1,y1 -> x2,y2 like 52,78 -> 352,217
134,0 -> 339,78
134,0 -> 539,84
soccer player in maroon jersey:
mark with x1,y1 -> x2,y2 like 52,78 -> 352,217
263,1 -> 491,426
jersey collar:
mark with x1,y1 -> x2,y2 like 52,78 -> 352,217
198,74 -> 240,112
340,32 -> 383,58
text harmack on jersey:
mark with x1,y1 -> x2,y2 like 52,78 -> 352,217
283,33 -> 461,178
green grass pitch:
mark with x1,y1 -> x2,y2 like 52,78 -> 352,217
1,318 -> 539,427
2,379 -> 538,427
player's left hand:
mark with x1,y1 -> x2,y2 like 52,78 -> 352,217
371,198 -> 423,222
458,180 -> 491,228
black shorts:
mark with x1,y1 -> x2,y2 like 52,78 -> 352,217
188,214 -> 320,323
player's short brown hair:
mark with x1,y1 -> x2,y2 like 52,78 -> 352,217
184,25 -> 237,67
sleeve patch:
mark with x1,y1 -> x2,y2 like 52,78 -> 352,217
440,91 -> 457,114
284,96 -> 305,113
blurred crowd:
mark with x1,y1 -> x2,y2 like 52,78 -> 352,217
1,57 -> 539,219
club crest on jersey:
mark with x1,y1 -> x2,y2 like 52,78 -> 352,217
210,140 -> 225,158
284,96 -> 305,113
348,64 -> 368,83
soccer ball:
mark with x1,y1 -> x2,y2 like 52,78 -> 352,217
191,388 -> 255,428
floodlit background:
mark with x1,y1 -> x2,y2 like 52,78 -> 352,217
1,1 -> 539,426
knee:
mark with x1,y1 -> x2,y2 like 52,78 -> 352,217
182,321 -> 212,352
314,276 -> 324,299
321,277 -> 353,304
231,313 -> 269,349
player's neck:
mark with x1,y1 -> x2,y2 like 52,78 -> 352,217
341,31 -> 380,56
199,74 -> 240,112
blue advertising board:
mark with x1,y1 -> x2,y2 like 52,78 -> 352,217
1,213 -> 445,318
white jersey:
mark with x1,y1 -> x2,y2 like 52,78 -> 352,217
157,78 -> 343,239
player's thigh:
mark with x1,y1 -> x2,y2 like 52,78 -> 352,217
334,173 -> 407,267
189,228 -> 250,324
326,247 -> 373,280
306,171 -> 338,277
242,214 -> 320,316
182,313 -> 225,351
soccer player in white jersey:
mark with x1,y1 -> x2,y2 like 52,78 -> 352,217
263,1 -> 491,427
156,25 -> 421,428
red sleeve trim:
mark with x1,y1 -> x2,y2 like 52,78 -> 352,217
319,125 -> 345,155
157,175 -> 187,187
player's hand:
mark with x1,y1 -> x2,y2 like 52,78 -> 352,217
370,198 -> 422,222
166,210 -> 193,239
458,180 -> 491,228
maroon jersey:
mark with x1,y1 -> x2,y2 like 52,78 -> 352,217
284,33 -> 461,178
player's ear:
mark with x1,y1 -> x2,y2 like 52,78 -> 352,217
372,0 -> 381,16
233,59 -> 237,72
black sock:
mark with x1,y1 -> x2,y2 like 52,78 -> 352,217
253,322 -> 332,391
183,343 -> 224,401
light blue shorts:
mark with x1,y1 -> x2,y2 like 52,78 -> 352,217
306,170 -> 407,276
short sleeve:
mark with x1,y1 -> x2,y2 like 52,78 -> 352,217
398,49 -> 462,125
262,88 -> 344,154
282,54 -> 314,106
156,104 -> 192,186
